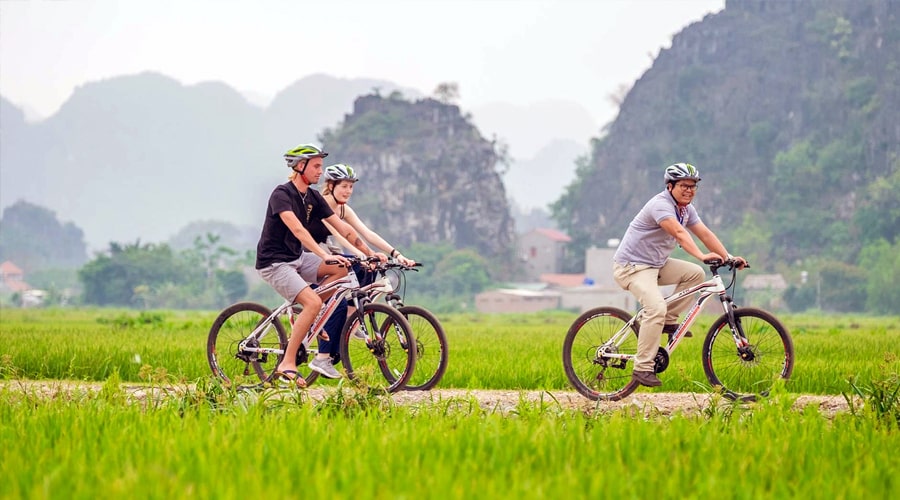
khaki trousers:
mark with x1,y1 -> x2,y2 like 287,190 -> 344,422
613,258 -> 705,372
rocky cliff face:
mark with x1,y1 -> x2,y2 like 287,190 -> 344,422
321,95 -> 516,260
557,0 -> 899,265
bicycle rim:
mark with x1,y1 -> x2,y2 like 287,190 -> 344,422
207,302 -> 287,388
562,307 -> 639,401
340,303 -> 416,393
703,307 -> 794,401
398,305 -> 448,391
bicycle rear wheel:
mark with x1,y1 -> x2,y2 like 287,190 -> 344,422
396,305 -> 448,391
702,307 -> 794,401
562,307 -> 639,401
207,302 -> 287,388
339,303 -> 416,393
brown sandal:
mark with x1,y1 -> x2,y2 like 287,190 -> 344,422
274,369 -> 307,389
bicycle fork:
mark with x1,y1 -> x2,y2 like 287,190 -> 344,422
719,295 -> 758,361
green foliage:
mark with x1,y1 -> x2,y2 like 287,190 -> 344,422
432,249 -> 491,296
78,241 -> 197,306
398,242 -> 495,312
783,284 -> 817,312
771,136 -> 866,262
819,261 -> 867,312
853,166 -> 900,244
216,269 -> 248,304
845,77 -> 877,108
75,232 -> 250,309
748,121 -> 777,156
0,200 -> 88,272
729,212 -> 772,265
846,370 -> 900,428
858,239 -> 900,314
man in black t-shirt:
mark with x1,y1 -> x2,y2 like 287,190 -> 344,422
255,144 -> 378,386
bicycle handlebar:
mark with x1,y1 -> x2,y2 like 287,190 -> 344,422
703,258 -> 750,272
324,255 -> 422,272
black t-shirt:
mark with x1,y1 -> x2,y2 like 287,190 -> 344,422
255,183 -> 334,269
305,207 -> 334,245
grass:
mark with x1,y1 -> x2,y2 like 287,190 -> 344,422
1,307 -> 899,498
1,308 -> 898,396
0,374 -> 898,499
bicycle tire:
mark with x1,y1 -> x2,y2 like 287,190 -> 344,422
395,305 -> 448,391
562,307 -> 640,401
339,302 -> 416,393
702,307 -> 794,401
207,302 -> 287,388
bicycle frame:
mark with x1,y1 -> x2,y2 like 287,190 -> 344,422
236,260 -> 403,360
600,264 -> 745,361
235,273 -> 358,359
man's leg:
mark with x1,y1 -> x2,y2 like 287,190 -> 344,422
614,264 -> 665,377
657,258 -> 705,324
280,285 -> 322,374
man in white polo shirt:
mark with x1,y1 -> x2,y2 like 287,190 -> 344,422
613,163 -> 747,388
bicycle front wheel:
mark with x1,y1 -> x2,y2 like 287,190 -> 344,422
396,305 -> 448,391
339,303 -> 416,393
207,302 -> 287,388
562,307 -> 639,401
702,307 -> 794,401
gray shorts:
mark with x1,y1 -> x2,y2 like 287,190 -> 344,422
257,253 -> 323,302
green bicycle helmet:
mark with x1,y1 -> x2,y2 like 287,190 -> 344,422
664,163 -> 701,183
324,164 -> 359,182
284,144 -> 328,169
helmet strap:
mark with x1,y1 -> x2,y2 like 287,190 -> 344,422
293,159 -> 314,185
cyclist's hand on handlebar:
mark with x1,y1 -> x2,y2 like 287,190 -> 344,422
729,255 -> 749,270
326,254 -> 351,268
396,255 -> 416,267
701,252 -> 725,264
370,251 -> 388,263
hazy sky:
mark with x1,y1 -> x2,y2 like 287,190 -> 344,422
1,0 -> 723,126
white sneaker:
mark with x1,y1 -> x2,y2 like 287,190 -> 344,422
309,357 -> 342,379
350,327 -> 368,340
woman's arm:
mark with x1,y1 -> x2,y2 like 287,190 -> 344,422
323,220 -> 367,258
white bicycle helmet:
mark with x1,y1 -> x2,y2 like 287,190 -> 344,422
664,163 -> 701,183
324,164 -> 359,182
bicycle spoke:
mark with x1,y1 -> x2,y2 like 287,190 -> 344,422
563,307 -> 639,401
398,306 -> 448,391
703,307 -> 794,400
207,302 -> 287,388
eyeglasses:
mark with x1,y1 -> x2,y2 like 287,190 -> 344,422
677,183 -> 699,192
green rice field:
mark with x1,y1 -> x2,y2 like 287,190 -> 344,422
1,308 -> 898,498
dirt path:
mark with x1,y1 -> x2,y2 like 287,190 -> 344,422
3,380 -> 854,417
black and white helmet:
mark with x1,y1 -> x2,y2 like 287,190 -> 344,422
324,164 -> 359,182
664,163 -> 701,183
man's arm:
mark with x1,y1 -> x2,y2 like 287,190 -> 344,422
279,211 -> 342,262
659,218 -> 722,262
689,222 -> 729,258
690,222 -> 747,268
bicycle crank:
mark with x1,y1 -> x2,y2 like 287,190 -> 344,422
653,347 -> 670,374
